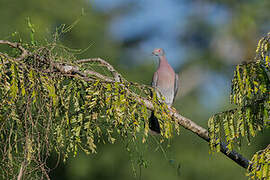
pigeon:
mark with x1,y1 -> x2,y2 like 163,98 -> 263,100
149,48 -> 179,133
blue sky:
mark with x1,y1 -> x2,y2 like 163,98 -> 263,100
92,0 -> 230,67
91,0 -> 233,110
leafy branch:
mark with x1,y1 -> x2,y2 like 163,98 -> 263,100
0,39 -> 249,179
248,145 -> 270,179
208,33 -> 270,179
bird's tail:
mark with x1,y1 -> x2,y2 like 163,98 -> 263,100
149,111 -> 160,134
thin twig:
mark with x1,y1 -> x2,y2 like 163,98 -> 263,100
76,58 -> 121,82
0,40 -> 28,61
84,69 -> 113,82
17,161 -> 25,180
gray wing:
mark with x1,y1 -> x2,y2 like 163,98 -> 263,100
151,71 -> 158,87
173,73 -> 179,102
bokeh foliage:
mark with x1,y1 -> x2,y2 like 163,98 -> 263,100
208,33 -> 270,179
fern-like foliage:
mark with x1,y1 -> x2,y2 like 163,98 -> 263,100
0,43 -> 178,179
247,145 -> 270,180
208,33 -> 270,179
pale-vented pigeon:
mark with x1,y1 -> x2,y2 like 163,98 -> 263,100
149,48 -> 179,133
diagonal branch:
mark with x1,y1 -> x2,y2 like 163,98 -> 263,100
127,92 -> 250,168
169,109 -> 250,168
0,40 -> 250,169
75,58 -> 250,169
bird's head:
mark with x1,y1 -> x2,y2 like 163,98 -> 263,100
152,48 -> 165,57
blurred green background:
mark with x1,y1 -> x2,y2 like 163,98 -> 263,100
0,0 -> 269,179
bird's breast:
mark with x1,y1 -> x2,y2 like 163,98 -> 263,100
157,69 -> 175,88
156,70 -> 175,105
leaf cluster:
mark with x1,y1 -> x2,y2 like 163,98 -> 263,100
0,41 -> 178,179
208,33 -> 270,179
247,145 -> 270,180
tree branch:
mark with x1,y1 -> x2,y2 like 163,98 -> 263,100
76,58 -> 121,82
169,110 -> 250,168
65,59 -> 252,169
0,40 -> 250,170
17,161 -> 25,180
0,40 -> 28,61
